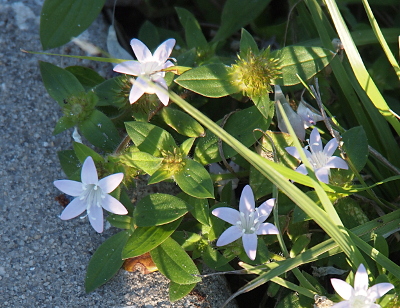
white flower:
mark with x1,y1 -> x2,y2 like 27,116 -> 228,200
113,38 -> 176,106
285,128 -> 348,184
54,156 -> 127,233
331,264 -> 394,308
297,99 -> 324,129
211,185 -> 279,260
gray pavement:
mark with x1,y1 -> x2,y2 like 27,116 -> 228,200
0,1 -> 238,307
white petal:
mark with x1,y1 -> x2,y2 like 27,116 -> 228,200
331,301 -> 351,308
256,223 -> 279,235
309,128 -> 323,153
257,198 -> 275,220
153,38 -> 175,63
354,264 -> 369,294
239,185 -> 255,213
98,173 -> 124,193
60,198 -> 87,220
163,60 -> 174,69
324,137 -> 339,157
331,278 -> 355,300
367,283 -> 394,302
315,167 -> 330,184
128,79 -> 146,104
295,164 -> 308,175
88,204 -> 104,233
216,226 -> 242,246
130,38 -> 152,62
113,61 -> 141,76
209,163 -> 224,174
153,78 -> 169,106
81,156 -> 98,184
326,156 -> 348,170
242,233 -> 258,260
101,194 -> 128,215
285,146 -> 301,160
54,180 -> 83,196
212,207 -> 240,225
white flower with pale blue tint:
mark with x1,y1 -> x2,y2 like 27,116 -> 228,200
331,264 -> 394,308
297,100 -> 324,129
285,128 -> 348,184
54,156 -> 127,233
212,185 -> 279,260
113,38 -> 175,106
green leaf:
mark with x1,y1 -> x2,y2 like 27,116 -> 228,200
212,0 -> 272,42
240,28 -> 259,57
180,138 -> 196,156
119,151 -> 163,175
171,231 -> 202,251
202,246 -> 233,271
134,194 -> 189,227
53,116 -> 75,135
148,168 -> 175,184
342,126 -> 368,172
125,121 -> 176,157
273,46 -> 334,86
107,214 -> 132,230
335,197 -> 369,229
39,61 -> 84,106
175,64 -> 238,98
174,159 -> 214,198
138,20 -> 160,51
159,107 -> 205,137
169,281 -> 196,302
79,110 -> 121,151
85,230 -> 131,293
73,142 -> 104,163
249,166 -> 273,200
252,95 -> 274,121
178,192 -> 210,226
94,76 -> 128,108
65,66 -> 105,91
175,7 -> 208,50
150,237 -> 201,284
122,218 -> 182,259
40,0 -> 106,50
194,106 -> 270,165
57,150 -> 81,181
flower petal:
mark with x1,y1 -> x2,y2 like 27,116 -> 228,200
98,173 -> 124,193
81,156 -> 98,184
242,233 -> 258,260
212,207 -> 240,225
113,61 -> 141,76
295,164 -> 308,175
54,180 -> 83,196
153,77 -> 169,106
216,226 -> 242,246
367,283 -> 394,302
331,278 -> 355,300
239,185 -> 255,213
324,137 -> 338,157
257,198 -> 275,221
326,156 -> 348,170
128,78 -> 146,104
315,167 -> 330,184
256,223 -> 279,235
88,204 -> 104,233
130,38 -> 152,62
60,198 -> 87,220
309,128 -> 323,153
153,38 -> 175,63
285,146 -> 301,160
354,264 -> 369,295
331,301 -> 351,308
101,194 -> 128,215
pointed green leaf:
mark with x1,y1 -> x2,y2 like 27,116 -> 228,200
134,194 -> 189,227
169,281 -> 197,302
175,64 -> 238,97
65,66 -> 105,90
159,107 -> 205,137
180,138 -> 196,156
94,76 -> 128,108
175,7 -> 208,50
178,192 -> 210,226
73,141 -> 104,163
53,116 -> 75,135
79,110 -> 121,151
252,95 -> 274,120
57,150 -> 81,181
150,237 -> 201,284
240,28 -> 259,57
85,230 -> 131,293
39,61 -> 84,106
40,0 -> 106,50
119,151 -> 163,175
148,168 -> 175,184
138,20 -> 160,51
107,214 -> 132,230
122,218 -> 182,259
174,159 -> 214,199
125,121 -> 176,157
342,126 -> 368,172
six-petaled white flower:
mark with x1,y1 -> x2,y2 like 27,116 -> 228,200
54,156 -> 128,233
331,264 -> 394,308
113,38 -> 176,106
211,185 -> 279,260
285,128 -> 348,184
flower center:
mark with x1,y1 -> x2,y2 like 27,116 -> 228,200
349,295 -> 371,308
80,183 -> 105,216
141,61 -> 165,80
236,210 -> 261,234
309,150 -> 329,170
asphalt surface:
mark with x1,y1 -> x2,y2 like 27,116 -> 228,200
0,1 -> 238,307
